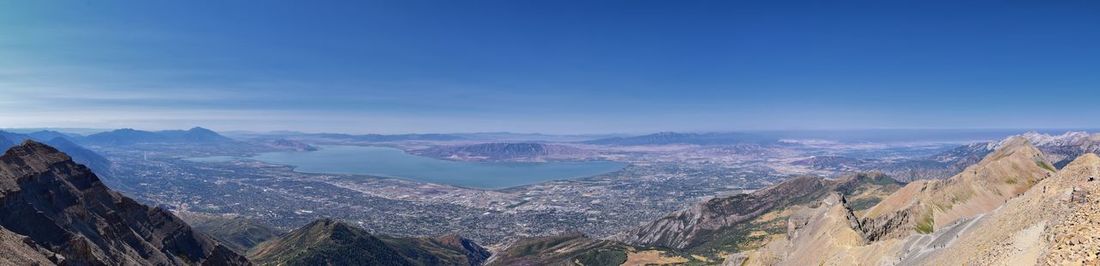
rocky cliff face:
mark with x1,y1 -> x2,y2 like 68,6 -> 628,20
0,140 -> 249,265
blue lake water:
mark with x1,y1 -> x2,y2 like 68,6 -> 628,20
189,145 -> 626,189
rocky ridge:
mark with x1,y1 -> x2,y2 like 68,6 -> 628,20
0,140 -> 248,265
739,136 -> 1100,265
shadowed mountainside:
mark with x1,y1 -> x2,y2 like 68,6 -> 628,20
0,140 -> 248,265
248,218 -> 489,266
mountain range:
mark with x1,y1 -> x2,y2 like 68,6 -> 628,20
0,131 -> 113,176
2,131 -> 1099,265
81,127 -> 235,145
411,142 -> 587,161
797,131 -> 1100,182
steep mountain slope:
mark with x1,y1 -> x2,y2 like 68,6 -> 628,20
0,141 -> 248,265
741,137 -> 1072,265
248,218 -> 489,266
616,172 -> 902,258
860,136 -> 1052,240
870,152 -> 1100,265
0,226 -> 56,265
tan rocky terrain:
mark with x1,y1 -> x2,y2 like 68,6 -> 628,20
739,136 -> 1100,265
615,171 -> 902,262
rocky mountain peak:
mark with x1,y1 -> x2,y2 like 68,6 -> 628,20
1019,131 -> 1094,147
0,140 -> 78,183
1056,153 -> 1100,181
988,136 -> 1044,159
0,141 -> 249,265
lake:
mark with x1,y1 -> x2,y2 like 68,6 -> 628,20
188,145 -> 626,189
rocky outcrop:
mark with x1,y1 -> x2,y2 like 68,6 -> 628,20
0,136 -> 12,152
0,226 -> 56,265
0,140 -> 249,265
1042,153 -> 1100,264
857,203 -> 920,241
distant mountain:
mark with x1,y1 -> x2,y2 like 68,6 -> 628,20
0,136 -> 12,151
451,132 -> 624,142
413,142 -> 586,161
256,138 -> 318,151
830,131 -> 1100,181
0,141 -> 248,265
43,137 -> 113,176
248,218 -> 490,266
83,127 -> 234,145
1016,131 -> 1100,167
26,130 -> 79,142
0,131 -> 113,176
583,132 -> 777,146
0,131 -> 27,144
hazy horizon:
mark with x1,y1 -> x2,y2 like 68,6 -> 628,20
3,1 -> 1099,133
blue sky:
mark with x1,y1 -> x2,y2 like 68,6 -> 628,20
1,1 -> 1098,134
